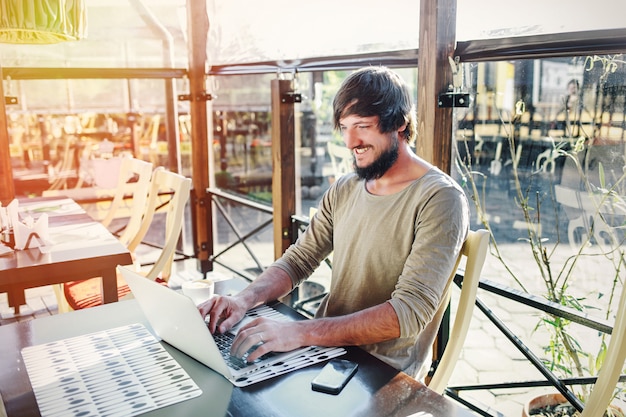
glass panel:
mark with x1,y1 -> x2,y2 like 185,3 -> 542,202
209,68 -> 418,215
457,0 -> 626,40
7,75 -> 181,197
0,0 -> 423,68
2,1 -> 626,68
451,54 -> 626,399
209,69 -> 421,284
206,0 -> 420,65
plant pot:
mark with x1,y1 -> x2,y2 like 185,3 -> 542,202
522,393 -> 568,417
522,393 -> 625,417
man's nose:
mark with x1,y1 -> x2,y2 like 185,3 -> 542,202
342,129 -> 359,149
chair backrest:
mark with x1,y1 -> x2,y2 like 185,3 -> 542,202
0,391 -> 6,417
428,229 -> 490,394
580,282 -> 626,417
554,184 -> 618,250
100,156 -> 153,248
128,167 -> 192,281
47,136 -> 78,191
535,148 -> 556,173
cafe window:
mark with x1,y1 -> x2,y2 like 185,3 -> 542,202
208,68 -> 418,212
452,55 -> 626,245
450,54 -> 626,384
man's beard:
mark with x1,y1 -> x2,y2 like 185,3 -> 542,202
354,135 -> 400,181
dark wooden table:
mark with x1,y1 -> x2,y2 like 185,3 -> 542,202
0,197 -> 132,314
0,283 -> 476,417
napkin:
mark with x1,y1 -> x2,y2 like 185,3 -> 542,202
9,199 -> 50,250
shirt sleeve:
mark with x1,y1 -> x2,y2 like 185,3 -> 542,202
388,183 -> 469,339
272,179 -> 339,288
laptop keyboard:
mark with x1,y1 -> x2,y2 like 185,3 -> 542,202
214,331 -> 280,371
214,332 -> 249,370
208,305 -> 290,371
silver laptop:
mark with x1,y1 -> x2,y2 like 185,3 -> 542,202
117,265 -> 345,387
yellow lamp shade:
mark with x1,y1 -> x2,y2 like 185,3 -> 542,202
0,0 -> 86,44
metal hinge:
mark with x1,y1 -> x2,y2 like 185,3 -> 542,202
281,92 -> 301,103
437,92 -> 470,108
178,92 -> 214,102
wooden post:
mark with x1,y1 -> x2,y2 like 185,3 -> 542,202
186,0 -> 212,273
417,0 -> 457,382
0,65 -> 16,205
416,0 -> 457,173
271,79 -> 297,260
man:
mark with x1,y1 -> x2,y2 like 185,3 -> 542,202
199,66 -> 469,380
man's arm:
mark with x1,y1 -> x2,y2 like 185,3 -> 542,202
230,301 -> 401,362
300,301 -> 400,346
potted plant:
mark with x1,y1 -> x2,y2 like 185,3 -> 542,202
456,96 -> 626,416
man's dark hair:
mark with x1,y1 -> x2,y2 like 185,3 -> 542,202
333,66 -> 417,144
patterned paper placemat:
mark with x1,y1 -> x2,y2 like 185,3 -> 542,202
21,323 -> 202,417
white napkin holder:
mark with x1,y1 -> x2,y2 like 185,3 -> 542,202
7,199 -> 50,250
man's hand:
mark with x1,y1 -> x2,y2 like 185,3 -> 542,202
197,265 -> 295,336
198,295 -> 247,335
230,318 -> 306,363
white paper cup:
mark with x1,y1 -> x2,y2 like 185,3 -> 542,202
182,279 -> 215,305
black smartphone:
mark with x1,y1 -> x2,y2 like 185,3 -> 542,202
311,359 -> 358,395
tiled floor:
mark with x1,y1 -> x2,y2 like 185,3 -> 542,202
0,285 -> 59,326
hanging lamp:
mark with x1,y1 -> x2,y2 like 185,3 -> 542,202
0,0 -> 86,44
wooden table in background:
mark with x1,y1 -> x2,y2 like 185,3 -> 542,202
0,196 -> 132,314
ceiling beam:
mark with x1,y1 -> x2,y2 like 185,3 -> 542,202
1,67 -> 187,80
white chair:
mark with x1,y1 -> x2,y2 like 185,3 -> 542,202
0,391 -> 6,417
428,229 -> 490,394
99,156 -> 153,247
535,148 -> 557,173
125,167 -> 192,281
579,282 -> 626,417
43,155 -> 153,248
59,168 -> 192,311
46,136 -> 79,191
48,156 -> 154,313
554,184 -> 619,250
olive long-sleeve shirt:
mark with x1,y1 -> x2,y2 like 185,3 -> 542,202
274,167 -> 469,378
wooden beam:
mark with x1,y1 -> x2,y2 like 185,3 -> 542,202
416,0 -> 457,172
1,67 -> 187,80
0,64 -> 16,205
186,0 -> 212,273
417,0 -> 457,384
271,79 -> 297,260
